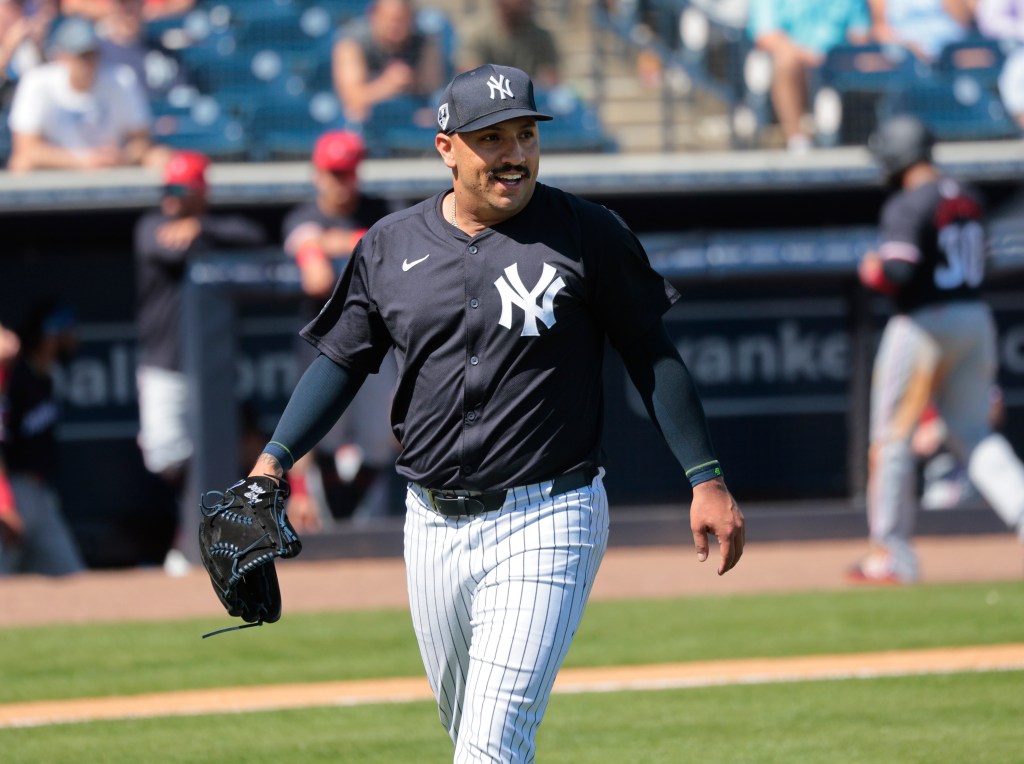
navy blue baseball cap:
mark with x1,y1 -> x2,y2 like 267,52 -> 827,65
437,64 -> 552,135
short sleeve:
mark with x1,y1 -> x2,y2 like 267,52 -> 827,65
299,233 -> 392,374
747,0 -> 780,41
583,206 -> 680,349
7,68 -> 46,135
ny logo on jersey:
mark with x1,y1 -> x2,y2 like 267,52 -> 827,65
487,74 -> 514,100
494,263 -> 565,337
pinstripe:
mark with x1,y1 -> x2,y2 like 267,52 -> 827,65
405,473 -> 608,763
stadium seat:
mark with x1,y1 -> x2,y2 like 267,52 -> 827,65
247,90 -> 346,161
0,108 -> 10,166
308,0 -> 373,25
361,96 -> 437,158
180,46 -> 315,119
535,87 -> 619,153
151,96 -> 249,160
933,35 -> 1008,89
204,0 -> 305,27
877,73 -> 1022,142
232,5 -> 335,54
810,42 -> 926,146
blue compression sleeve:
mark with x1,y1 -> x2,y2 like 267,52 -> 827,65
618,321 -> 722,487
263,353 -> 368,472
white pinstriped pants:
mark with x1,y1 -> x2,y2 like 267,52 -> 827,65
404,471 -> 609,763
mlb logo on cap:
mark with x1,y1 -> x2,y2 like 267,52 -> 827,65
437,64 -> 552,135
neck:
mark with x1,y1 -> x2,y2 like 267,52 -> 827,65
903,162 -> 939,190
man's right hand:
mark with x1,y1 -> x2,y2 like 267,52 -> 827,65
0,504 -> 24,544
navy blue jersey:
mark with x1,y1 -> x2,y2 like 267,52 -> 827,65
1,359 -> 58,481
879,178 -> 986,313
134,212 -> 266,370
302,183 -> 680,491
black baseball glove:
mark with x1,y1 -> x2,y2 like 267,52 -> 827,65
198,475 -> 302,636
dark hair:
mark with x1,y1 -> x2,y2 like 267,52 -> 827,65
868,114 -> 935,185
17,298 -> 77,353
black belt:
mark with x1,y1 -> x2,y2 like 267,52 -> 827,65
420,467 -> 597,517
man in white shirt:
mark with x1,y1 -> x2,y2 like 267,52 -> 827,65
6,14 -> 168,171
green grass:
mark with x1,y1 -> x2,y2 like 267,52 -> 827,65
2,582 -> 1023,763
2,672 -> 1021,763
2,582 -> 1022,704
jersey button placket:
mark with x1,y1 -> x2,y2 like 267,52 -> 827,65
462,238 -> 487,477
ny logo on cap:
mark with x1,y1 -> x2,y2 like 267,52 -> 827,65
487,74 -> 514,100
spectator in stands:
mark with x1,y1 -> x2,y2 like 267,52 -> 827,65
976,0 -> 1024,129
0,0 -> 56,108
62,0 -> 195,22
281,130 -> 400,527
92,0 -> 185,98
6,15 -> 169,172
748,0 -> 872,151
0,300 -> 87,577
869,0 -> 973,61
458,0 -> 561,88
134,150 -> 266,575
331,0 -> 445,128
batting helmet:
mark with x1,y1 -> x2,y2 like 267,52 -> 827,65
868,114 -> 935,184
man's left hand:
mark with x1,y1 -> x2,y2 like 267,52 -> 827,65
690,477 -> 745,575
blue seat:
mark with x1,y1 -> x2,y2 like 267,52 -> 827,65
306,0 -> 372,25
180,46 -> 314,118
361,96 -> 436,158
811,42 -> 927,145
535,88 -> 618,153
934,35 -> 1008,89
816,42 -> 925,93
247,90 -> 346,160
151,98 -> 249,159
205,0 -> 305,26
0,108 -> 10,165
877,73 -> 1021,142
233,6 -> 335,54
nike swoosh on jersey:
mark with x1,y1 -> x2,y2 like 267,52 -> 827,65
402,254 -> 430,271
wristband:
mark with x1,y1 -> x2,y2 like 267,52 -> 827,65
296,241 -> 328,268
685,460 -> 722,488
264,441 -> 295,472
0,474 -> 15,514
289,470 -> 308,498
858,258 -> 898,296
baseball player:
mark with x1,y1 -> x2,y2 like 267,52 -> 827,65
135,150 -> 266,572
0,300 -> 86,576
849,114 -> 1024,584
281,130 -> 399,525
244,64 -> 744,761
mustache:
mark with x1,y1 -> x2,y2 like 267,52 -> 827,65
488,165 -> 530,179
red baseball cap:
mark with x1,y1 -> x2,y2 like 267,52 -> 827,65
163,150 -> 210,189
312,131 -> 364,173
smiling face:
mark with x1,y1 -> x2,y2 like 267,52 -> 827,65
436,116 -> 541,230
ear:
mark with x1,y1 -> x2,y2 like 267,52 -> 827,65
435,132 -> 456,169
